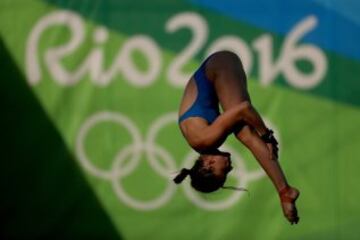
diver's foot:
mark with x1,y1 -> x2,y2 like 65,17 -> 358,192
279,186 -> 300,225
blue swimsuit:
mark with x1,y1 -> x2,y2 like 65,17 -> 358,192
179,57 -> 220,124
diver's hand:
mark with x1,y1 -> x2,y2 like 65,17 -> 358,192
261,129 -> 278,158
267,143 -> 278,160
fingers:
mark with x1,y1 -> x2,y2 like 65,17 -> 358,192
272,145 -> 278,159
272,137 -> 279,146
266,143 -> 278,160
271,140 -> 279,158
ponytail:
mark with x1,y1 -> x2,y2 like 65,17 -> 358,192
173,168 -> 191,184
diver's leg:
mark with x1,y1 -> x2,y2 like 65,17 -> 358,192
236,125 -> 288,191
235,125 -> 300,224
206,52 -> 269,135
207,51 -> 250,111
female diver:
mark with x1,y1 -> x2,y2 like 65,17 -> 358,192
174,51 -> 300,224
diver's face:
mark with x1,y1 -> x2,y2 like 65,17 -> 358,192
201,151 -> 232,178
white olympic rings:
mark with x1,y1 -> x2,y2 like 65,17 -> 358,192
75,111 -> 266,211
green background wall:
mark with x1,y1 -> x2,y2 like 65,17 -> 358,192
1,0 -> 359,239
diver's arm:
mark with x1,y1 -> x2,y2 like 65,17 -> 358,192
191,101 -> 269,151
190,106 -> 243,151
234,101 -> 268,136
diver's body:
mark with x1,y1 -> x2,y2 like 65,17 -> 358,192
177,51 -> 300,224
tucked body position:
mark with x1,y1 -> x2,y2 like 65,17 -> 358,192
174,51 -> 300,224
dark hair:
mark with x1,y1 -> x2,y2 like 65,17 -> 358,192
173,159 -> 229,193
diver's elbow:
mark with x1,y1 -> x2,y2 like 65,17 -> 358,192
190,136 -> 218,152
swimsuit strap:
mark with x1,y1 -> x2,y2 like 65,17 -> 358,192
178,56 -> 219,124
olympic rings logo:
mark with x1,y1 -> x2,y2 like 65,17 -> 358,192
75,111 -> 266,211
